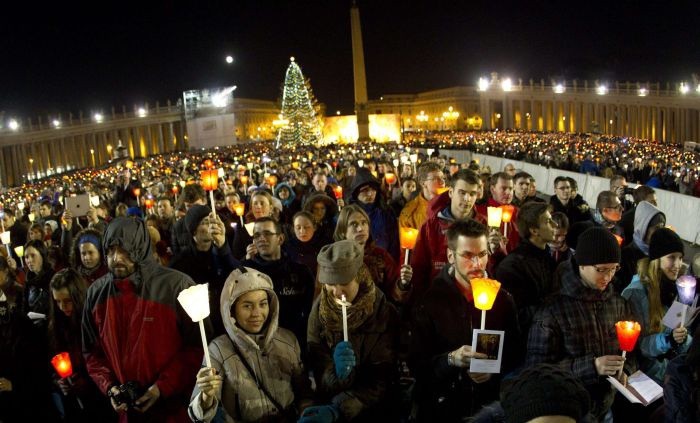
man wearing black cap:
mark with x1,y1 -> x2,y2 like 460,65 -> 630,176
527,227 -> 636,421
170,204 -> 239,337
302,240 -> 398,422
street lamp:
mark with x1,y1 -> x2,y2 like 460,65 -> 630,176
8,119 -> 19,131
225,55 -> 234,64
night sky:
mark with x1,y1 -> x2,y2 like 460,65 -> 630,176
2,1 -> 699,119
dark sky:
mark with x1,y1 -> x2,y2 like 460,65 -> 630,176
2,0 -> 699,119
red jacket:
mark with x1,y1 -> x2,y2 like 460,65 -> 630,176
82,218 -> 202,422
410,191 -> 485,301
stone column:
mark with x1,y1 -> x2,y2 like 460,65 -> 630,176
350,4 -> 370,141
157,123 -> 165,153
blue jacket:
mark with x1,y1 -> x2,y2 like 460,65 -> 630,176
621,275 -> 692,384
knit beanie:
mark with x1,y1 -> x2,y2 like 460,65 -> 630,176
184,204 -> 212,235
317,240 -> 364,285
575,227 -> 621,265
501,363 -> 590,423
649,227 -> 684,261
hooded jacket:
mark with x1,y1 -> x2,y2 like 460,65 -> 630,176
82,217 -> 203,422
275,182 -> 300,225
189,267 -> 312,422
618,201 -> 665,291
527,258 -> 636,420
349,168 -> 400,260
303,192 -> 339,245
410,191 -> 486,302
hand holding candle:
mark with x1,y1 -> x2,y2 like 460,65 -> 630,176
399,227 -> 419,265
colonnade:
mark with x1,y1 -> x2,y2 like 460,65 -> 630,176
0,111 -> 186,187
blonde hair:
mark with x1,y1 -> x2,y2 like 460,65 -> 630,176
637,257 -> 664,333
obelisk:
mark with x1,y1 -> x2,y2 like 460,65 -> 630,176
350,1 -> 370,142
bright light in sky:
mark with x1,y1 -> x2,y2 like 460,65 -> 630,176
225,55 -> 234,64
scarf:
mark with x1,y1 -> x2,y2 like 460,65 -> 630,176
318,265 -> 376,342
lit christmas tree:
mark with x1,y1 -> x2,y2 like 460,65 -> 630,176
279,57 -> 323,145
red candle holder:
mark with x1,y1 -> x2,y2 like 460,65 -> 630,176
51,352 -> 74,379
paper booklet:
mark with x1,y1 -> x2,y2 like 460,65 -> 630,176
608,370 -> 663,406
662,298 -> 700,329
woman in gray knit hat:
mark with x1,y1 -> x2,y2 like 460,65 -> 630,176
300,240 -> 399,422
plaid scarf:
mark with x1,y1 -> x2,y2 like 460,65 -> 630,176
318,265 -> 375,340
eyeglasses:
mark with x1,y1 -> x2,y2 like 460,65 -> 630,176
555,185 -> 571,191
252,231 -> 279,240
426,175 -> 446,183
452,250 -> 489,262
592,265 -> 621,275
604,205 -> 623,212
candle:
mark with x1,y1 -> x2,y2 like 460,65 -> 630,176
203,159 -> 214,169
399,227 -> 419,265
341,294 -> 349,342
28,212 -> 35,222
0,231 -> 10,245
177,284 -> 213,368
615,321 -> 641,358
333,186 -> 343,200
385,172 -> 397,185
240,175 -> 249,186
613,234 -> 623,246
133,188 -> 141,207
51,352 -> 74,379
471,278 -> 502,329
487,207 -> 503,228
677,275 -> 697,327
172,185 -> 179,203
500,205 -> 515,238
233,203 -> 245,225
200,170 -> 219,219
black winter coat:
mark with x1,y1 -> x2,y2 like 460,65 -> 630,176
410,265 -> 521,422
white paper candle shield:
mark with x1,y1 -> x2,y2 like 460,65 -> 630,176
677,275 -> 697,305
178,284 -> 211,322
0,231 -> 10,245
13,246 -> 24,257
177,284 -> 212,368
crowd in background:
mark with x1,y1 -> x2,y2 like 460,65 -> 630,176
0,131 -> 700,422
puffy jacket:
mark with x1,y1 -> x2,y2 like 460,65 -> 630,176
82,217 -> 203,422
621,275 -> 692,384
527,258 -> 636,420
189,267 -> 312,422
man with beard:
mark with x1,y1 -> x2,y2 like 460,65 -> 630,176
82,217 -> 203,421
410,219 -> 520,421
410,169 -> 486,301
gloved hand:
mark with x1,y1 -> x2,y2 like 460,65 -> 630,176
333,341 -> 356,380
297,404 -> 340,423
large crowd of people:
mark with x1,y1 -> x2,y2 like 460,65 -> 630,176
0,131 -> 699,422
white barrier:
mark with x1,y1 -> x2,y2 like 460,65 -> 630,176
428,149 -> 700,243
